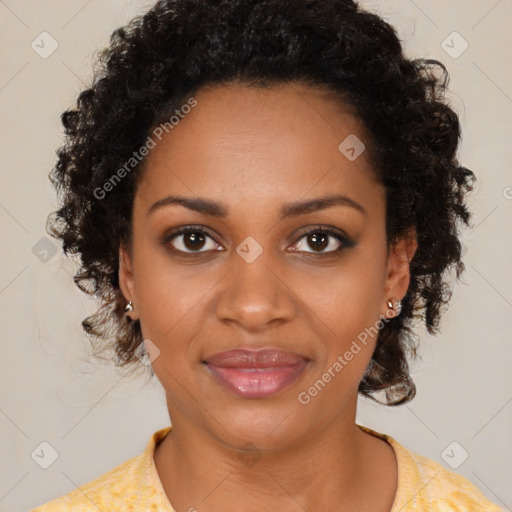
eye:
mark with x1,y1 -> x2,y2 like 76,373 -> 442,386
162,224 -> 355,256
289,226 -> 354,255
164,225 -> 222,254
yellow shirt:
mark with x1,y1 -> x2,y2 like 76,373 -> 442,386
30,424 -> 503,511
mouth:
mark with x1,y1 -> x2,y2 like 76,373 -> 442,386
203,348 -> 310,398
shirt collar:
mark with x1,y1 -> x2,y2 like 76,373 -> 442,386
138,426 -> 175,511
141,424 -> 420,512
356,423 -> 421,511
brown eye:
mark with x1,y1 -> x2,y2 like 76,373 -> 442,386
306,232 -> 330,252
165,227 -> 222,254
290,227 -> 355,255
181,232 -> 207,251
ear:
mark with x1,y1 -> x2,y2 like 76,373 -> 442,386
381,227 -> 418,316
119,244 -> 137,317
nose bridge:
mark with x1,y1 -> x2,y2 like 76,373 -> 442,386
214,237 -> 295,330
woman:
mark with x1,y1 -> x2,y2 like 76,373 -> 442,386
30,0 -> 503,510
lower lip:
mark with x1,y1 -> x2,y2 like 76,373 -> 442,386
205,361 -> 309,398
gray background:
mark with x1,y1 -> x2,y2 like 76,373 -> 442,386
1,1 -> 511,511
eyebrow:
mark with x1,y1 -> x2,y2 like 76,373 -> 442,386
147,193 -> 367,219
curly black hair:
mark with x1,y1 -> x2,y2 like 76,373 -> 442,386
48,0 -> 476,406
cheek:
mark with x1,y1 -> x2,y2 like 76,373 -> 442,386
131,244 -> 211,355
294,272 -> 384,407
295,258 -> 385,339
291,257 -> 386,386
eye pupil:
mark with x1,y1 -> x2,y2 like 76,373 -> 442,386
308,232 -> 328,251
184,232 -> 206,250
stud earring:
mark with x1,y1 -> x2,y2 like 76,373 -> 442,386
386,299 -> 402,317
125,301 -> 134,314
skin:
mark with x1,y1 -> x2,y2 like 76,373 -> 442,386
119,82 -> 418,512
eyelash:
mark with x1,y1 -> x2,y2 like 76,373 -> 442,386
162,224 -> 355,257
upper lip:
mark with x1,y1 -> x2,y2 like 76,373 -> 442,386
203,348 -> 310,368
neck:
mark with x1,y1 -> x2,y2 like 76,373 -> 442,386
153,397 -> 396,512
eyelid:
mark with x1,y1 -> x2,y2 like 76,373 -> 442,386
291,224 -> 351,242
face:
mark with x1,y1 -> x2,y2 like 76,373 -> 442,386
119,82 -> 416,451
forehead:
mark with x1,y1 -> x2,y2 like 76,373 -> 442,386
135,82 -> 382,213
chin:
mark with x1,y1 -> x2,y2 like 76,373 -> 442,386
207,400 -> 310,450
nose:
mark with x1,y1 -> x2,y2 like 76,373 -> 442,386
214,245 -> 296,333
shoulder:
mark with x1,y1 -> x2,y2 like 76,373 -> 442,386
406,450 -> 504,512
29,426 -> 173,512
29,454 -> 142,512
357,423 -> 504,512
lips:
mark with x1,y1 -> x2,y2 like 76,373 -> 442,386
204,348 -> 309,368
203,348 -> 310,398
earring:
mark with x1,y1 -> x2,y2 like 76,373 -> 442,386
386,299 -> 402,317
125,301 -> 134,314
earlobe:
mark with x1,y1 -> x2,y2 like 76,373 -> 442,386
382,228 -> 418,312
